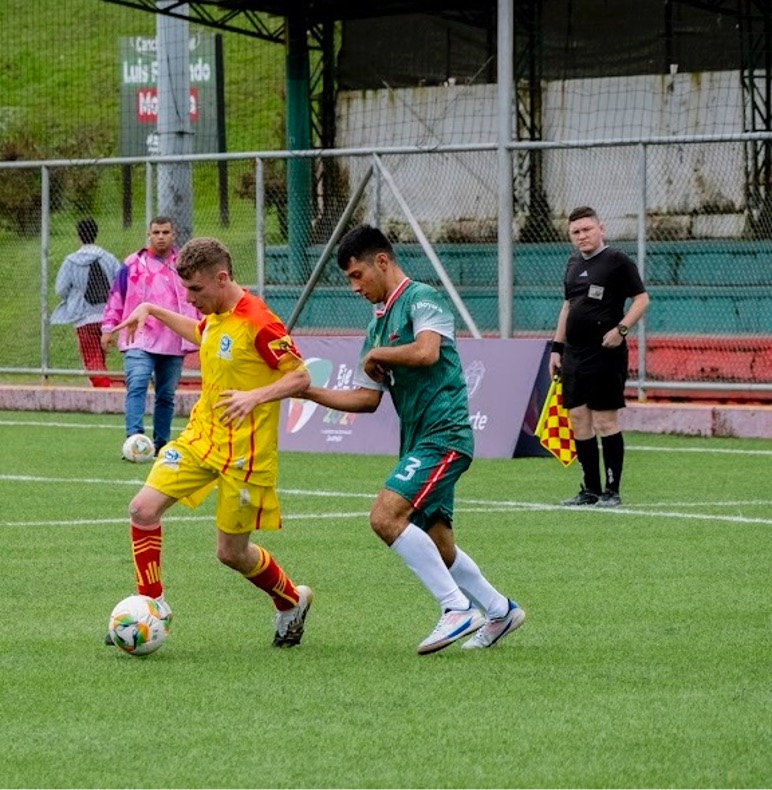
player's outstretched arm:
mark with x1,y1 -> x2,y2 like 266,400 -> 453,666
302,385 -> 381,414
112,302 -> 199,345
216,368 -> 312,428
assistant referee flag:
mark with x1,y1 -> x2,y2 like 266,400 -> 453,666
535,375 -> 577,467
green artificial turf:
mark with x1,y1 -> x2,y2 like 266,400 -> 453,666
1,412 -> 770,788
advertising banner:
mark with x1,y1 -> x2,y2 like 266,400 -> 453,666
120,33 -> 218,156
280,337 -> 549,459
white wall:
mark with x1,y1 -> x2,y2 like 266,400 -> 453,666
337,85 -> 499,239
336,71 -> 747,240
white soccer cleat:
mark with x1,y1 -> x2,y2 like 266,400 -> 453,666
417,605 -> 485,655
461,600 -> 525,650
273,584 -> 314,648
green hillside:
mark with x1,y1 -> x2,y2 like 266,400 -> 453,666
0,1 -> 294,377
0,0 -> 286,154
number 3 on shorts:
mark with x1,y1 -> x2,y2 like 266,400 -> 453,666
395,456 -> 422,481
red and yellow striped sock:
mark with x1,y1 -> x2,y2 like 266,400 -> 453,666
244,546 -> 299,611
131,523 -> 163,599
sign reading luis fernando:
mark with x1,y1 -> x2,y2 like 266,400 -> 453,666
120,33 -> 218,156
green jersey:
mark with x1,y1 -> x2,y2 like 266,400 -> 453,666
354,279 -> 474,458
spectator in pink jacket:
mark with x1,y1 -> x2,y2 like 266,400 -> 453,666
101,216 -> 199,455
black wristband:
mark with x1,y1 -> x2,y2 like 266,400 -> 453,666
551,341 -> 565,354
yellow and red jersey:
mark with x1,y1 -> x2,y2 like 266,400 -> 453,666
178,289 -> 305,486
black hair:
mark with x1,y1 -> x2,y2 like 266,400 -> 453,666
568,206 -> 599,223
77,217 -> 98,245
336,224 -> 394,269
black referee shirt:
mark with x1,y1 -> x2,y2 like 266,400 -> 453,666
563,246 -> 646,347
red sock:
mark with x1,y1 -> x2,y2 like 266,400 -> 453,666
244,546 -> 299,611
131,523 -> 163,599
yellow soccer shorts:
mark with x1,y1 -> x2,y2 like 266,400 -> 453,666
145,440 -> 282,534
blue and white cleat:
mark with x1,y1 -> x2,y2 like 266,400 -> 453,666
461,600 -> 525,650
417,605 -> 485,655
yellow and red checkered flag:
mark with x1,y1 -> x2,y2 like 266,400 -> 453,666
535,375 -> 577,467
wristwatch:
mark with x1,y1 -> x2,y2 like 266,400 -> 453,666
617,323 -> 629,337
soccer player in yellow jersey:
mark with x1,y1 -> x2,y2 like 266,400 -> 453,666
105,237 -> 313,648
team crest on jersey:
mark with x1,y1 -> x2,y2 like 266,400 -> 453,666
217,334 -> 234,360
160,447 -> 182,471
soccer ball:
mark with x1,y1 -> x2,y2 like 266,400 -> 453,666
108,595 -> 169,656
122,433 -> 155,463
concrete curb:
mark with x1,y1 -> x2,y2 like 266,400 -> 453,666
0,385 -> 199,417
619,400 -> 772,439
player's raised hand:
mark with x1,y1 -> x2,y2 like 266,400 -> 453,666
112,303 -> 153,344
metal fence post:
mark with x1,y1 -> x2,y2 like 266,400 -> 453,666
636,142 -> 648,402
255,157 -> 265,297
40,165 -> 50,382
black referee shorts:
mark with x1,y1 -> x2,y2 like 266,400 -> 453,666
561,343 -> 628,411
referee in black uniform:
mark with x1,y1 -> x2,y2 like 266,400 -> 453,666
549,206 -> 650,507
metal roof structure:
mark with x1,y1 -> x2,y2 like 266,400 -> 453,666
101,0 -> 768,43
102,0 -> 495,43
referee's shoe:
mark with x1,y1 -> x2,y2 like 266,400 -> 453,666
561,486 -> 599,506
596,490 -> 622,508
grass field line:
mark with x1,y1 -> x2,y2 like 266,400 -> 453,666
0,418 -> 125,429
0,511 -> 372,528
459,503 -> 772,525
4,506 -> 772,529
4,473 -> 772,528
2,417 -> 772,455
635,498 -> 772,507
630,444 -> 772,456
4,473 -> 145,485
6,473 -> 772,510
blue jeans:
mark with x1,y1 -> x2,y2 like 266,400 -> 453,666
123,349 -> 184,451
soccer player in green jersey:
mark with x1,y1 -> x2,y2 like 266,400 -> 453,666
301,225 -> 525,654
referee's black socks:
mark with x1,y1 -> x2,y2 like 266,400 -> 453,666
601,432 -> 624,493
575,436 -> 602,495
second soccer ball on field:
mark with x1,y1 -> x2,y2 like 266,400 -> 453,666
122,433 -> 156,463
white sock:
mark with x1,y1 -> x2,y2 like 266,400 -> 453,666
449,547 -> 509,618
391,524 -> 470,611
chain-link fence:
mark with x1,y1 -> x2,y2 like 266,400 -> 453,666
1,136 -> 771,397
